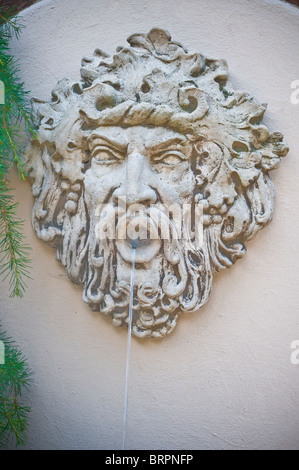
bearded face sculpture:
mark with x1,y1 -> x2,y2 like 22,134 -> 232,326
26,29 -> 288,338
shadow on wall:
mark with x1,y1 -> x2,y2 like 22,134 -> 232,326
0,0 -> 40,17
1,0 -> 299,18
284,0 -> 299,7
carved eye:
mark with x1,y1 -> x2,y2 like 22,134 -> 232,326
200,151 -> 209,160
195,141 -> 223,178
92,146 -> 122,164
154,151 -> 186,167
67,141 -> 77,151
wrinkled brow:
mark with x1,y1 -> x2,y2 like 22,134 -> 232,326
148,137 -> 187,155
88,133 -> 127,152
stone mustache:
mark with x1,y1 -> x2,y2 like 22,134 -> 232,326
26,29 -> 288,338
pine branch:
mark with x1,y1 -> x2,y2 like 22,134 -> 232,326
0,324 -> 33,447
0,8 -> 34,297
0,180 -> 32,298
0,7 -> 34,449
2,115 -> 26,179
0,6 -> 23,37
0,14 -> 18,32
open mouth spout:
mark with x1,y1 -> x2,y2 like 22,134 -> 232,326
116,214 -> 161,263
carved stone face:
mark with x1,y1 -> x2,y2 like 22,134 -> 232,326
87,126 -> 194,208
86,125 -> 195,260
27,29 -> 288,338
81,125 -> 211,337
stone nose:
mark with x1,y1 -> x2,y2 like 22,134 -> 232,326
112,151 -> 157,206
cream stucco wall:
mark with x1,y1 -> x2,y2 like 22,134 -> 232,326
1,0 -> 299,450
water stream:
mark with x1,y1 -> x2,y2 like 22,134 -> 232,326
122,238 -> 138,450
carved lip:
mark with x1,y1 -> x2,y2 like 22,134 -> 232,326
116,214 -> 161,264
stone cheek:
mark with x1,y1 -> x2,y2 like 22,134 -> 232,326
26,28 -> 288,339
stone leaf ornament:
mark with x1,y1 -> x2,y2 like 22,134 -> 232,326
26,29 -> 288,338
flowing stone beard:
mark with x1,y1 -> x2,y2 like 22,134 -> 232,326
81,203 -> 212,338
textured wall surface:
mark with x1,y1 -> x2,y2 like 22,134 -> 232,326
1,0 -> 299,450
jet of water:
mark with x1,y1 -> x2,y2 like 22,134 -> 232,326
122,238 -> 138,450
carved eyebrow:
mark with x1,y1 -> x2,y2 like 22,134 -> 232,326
149,138 -> 187,155
88,134 -> 127,153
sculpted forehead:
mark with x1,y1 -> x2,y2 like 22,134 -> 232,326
88,126 -> 188,150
